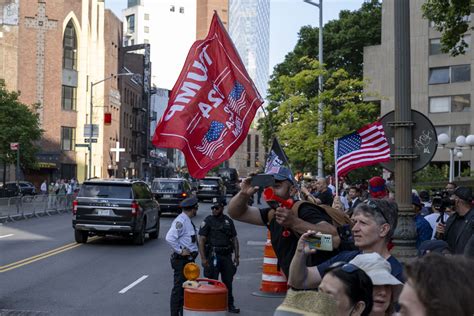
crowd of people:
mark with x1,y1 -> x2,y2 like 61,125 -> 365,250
227,169 -> 474,316
163,166 -> 473,315
39,178 -> 79,209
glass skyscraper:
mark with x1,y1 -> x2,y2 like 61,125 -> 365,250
229,0 -> 270,101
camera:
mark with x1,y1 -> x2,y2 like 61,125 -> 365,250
432,193 -> 455,211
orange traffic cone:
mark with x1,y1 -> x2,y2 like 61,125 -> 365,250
252,230 -> 288,297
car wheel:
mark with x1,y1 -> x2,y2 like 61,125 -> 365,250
149,218 -> 160,239
133,221 -> 146,246
74,229 -> 88,244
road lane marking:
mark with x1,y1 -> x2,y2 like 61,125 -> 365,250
247,241 -> 265,246
0,234 -> 14,238
119,275 -> 149,294
0,236 -> 100,273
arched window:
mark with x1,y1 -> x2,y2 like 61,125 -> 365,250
63,20 -> 77,70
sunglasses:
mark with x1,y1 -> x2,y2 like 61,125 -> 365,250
366,199 -> 389,224
327,262 -> 360,274
211,206 -> 221,210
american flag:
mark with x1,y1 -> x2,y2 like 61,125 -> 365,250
227,82 -> 246,115
335,121 -> 390,176
196,121 -> 228,158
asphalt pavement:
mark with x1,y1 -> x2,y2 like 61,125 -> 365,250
0,198 -> 284,315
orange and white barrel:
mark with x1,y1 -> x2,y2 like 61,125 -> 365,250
183,278 -> 228,315
252,231 -> 288,297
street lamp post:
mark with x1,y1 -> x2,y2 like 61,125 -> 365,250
303,0 -> 324,178
437,133 -> 474,182
88,72 -> 134,179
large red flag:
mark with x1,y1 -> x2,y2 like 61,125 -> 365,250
152,13 -> 263,178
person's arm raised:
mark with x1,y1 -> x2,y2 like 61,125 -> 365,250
288,230 -> 322,289
227,177 -> 264,226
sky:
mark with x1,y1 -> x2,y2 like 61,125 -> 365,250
105,0 -> 366,73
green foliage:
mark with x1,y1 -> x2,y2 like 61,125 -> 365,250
0,80 -> 43,174
262,57 -> 378,173
422,0 -> 471,56
413,164 -> 448,183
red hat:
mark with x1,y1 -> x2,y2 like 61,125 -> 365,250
369,176 -> 387,199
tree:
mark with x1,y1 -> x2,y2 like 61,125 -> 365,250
263,57 -> 379,173
0,80 -> 43,184
260,0 -> 382,150
422,0 -> 471,56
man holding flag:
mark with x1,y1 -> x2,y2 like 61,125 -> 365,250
228,138 -> 341,278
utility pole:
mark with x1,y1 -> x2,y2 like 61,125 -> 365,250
391,0 -> 417,260
304,0 -> 324,178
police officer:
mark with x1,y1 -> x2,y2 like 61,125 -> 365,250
198,197 -> 240,314
166,196 -> 199,316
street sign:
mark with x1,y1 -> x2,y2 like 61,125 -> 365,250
10,142 -> 19,150
84,124 -> 99,138
84,138 -> 98,143
380,109 -> 438,172
75,144 -> 90,148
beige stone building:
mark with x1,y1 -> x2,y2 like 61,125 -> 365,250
364,0 -> 473,176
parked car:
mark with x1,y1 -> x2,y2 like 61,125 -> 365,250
218,168 -> 240,196
4,181 -> 36,196
196,177 -> 226,201
72,179 -> 160,245
151,178 -> 194,215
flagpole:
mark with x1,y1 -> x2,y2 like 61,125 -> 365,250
334,138 -> 338,197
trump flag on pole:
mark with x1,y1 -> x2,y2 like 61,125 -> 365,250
335,121 -> 390,177
152,12 -> 263,178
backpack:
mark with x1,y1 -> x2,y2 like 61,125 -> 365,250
267,201 -> 352,228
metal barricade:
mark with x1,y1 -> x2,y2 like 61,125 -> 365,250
0,193 -> 74,223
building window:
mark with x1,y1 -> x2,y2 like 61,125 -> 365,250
435,125 -> 471,141
429,67 -> 450,84
130,39 -> 135,45
452,94 -> 471,112
144,39 -> 149,44
429,38 -> 442,55
429,96 -> 450,113
179,7 -> 184,13
61,127 -> 75,151
62,85 -> 77,111
144,26 -> 149,33
429,65 -> 470,85
451,64 -> 470,82
126,14 -> 135,33
430,95 -> 470,113
144,13 -> 150,20
63,20 -> 77,70
170,5 -> 175,12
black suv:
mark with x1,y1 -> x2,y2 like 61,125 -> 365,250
151,178 -> 194,215
72,179 -> 160,245
196,177 -> 226,201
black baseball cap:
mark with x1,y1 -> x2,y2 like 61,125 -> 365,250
266,166 -> 295,185
453,186 -> 472,202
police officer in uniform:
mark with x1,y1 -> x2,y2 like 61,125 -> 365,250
198,197 -> 240,313
166,196 -> 199,316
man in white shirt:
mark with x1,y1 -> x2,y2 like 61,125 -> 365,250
166,196 -> 199,316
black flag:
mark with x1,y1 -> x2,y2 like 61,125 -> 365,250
264,138 -> 291,175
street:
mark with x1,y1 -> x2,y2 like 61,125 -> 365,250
0,200 -> 283,315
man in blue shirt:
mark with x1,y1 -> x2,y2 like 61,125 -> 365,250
412,193 -> 433,249
288,199 -> 404,290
